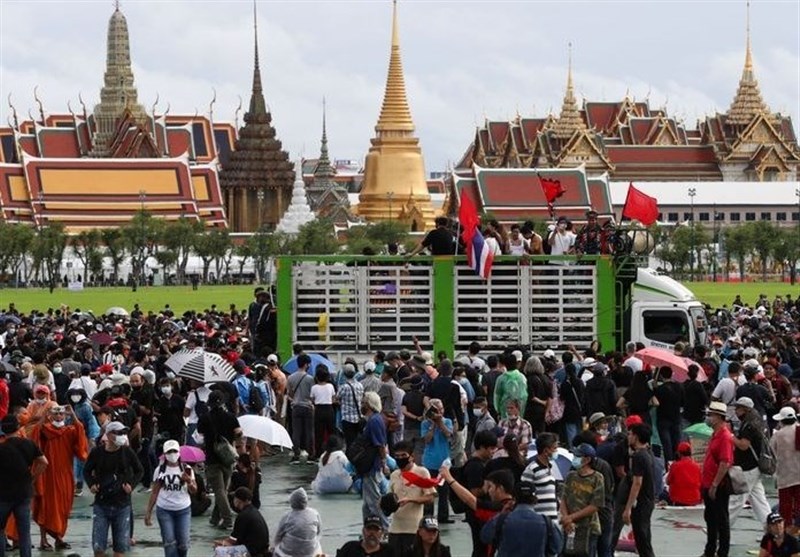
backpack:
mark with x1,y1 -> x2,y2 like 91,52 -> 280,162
248,383 -> 266,414
748,425 -> 777,476
345,433 -> 378,476
545,379 -> 564,424
193,391 -> 210,419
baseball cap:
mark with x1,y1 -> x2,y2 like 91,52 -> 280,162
772,406 -> 797,422
767,512 -> 784,524
512,350 -> 523,363
573,443 -> 596,458
105,421 -> 128,435
677,441 -> 692,456
734,397 -> 754,409
542,349 -> 555,360
625,415 -> 643,428
419,516 -> 439,531
364,516 -> 383,529
267,354 -> 279,364
163,439 -> 181,453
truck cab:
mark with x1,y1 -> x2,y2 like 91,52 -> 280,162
629,267 -> 707,350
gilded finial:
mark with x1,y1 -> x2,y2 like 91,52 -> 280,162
151,93 -> 160,119
33,86 -> 45,125
375,0 -> 415,133
567,41 -> 573,90
7,94 -> 19,130
114,0 -> 120,11
745,0 -> 752,71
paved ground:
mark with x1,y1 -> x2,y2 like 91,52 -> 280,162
25,452 -> 773,557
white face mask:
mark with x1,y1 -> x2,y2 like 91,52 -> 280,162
53,367 -> 63,374
113,434 -> 128,447
35,398 -> 48,405
70,395 -> 82,403
161,387 -> 172,395
52,420 -> 65,428
165,453 -> 180,464
472,408 -> 483,417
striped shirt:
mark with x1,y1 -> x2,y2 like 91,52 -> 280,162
522,458 -> 558,520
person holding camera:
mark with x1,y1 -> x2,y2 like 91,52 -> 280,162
421,399 -> 453,524
144,439 -> 197,557
83,421 -> 144,557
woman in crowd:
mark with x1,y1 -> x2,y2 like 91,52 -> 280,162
310,366 -> 337,460
403,517 -> 452,557
311,435 -> 352,495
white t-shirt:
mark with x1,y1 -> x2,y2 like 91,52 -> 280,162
550,231 -> 575,256
508,237 -> 529,256
153,463 -> 193,511
185,385 -> 211,424
310,383 -> 335,405
622,356 -> 643,373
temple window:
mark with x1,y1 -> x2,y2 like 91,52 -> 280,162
745,212 -> 756,221
776,212 -> 787,222
699,212 -> 710,222
760,212 -> 772,221
668,212 -> 679,222
730,213 -> 741,222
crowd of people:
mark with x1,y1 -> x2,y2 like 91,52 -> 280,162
0,290 -> 799,557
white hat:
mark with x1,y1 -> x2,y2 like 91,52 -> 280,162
364,361 -> 376,373
543,349 -> 556,360
421,352 -> 434,365
129,366 -> 144,377
772,406 -> 797,422
75,334 -> 88,344
582,357 -> 596,367
734,397 -> 754,409
267,354 -> 279,364
512,350 -> 523,362
163,439 -> 181,453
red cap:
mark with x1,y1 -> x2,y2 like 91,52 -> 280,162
98,363 -> 114,375
625,415 -> 643,428
677,441 -> 692,456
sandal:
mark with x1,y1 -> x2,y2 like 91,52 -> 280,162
39,542 -> 54,551
55,540 -> 71,550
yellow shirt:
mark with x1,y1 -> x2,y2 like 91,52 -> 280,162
388,464 -> 436,534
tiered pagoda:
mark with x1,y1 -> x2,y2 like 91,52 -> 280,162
357,0 -> 435,231
219,7 -> 294,232
458,17 -> 799,183
0,3 -> 229,231
306,99 -> 352,223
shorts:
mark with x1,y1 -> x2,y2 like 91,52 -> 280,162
92,503 -> 132,554
778,485 -> 800,526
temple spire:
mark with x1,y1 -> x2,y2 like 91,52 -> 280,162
249,0 -> 266,115
315,97 -> 335,178
551,42 -> 587,140
727,0 -> 771,125
375,0 -> 415,134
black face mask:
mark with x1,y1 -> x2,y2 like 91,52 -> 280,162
395,457 -> 410,470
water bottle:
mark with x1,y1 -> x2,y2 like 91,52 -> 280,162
566,530 -> 576,552
442,458 -> 452,469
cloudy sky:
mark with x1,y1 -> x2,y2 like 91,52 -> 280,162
1,0 -> 798,172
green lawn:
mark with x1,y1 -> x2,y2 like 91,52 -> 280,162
1,281 -> 797,316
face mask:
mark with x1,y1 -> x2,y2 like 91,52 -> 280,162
473,408 -> 483,418
166,371 -> 176,379
395,457 -> 410,470
597,428 -> 609,437
7,329 -> 15,336
35,398 -> 47,405
571,457 -> 584,469
71,395 -> 82,403
52,420 -> 65,428
53,367 -> 63,374
165,453 -> 180,464
161,387 -> 172,395
113,434 -> 128,447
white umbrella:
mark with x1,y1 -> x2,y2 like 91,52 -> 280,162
237,415 -> 293,449
165,349 -> 235,383
105,306 -> 130,317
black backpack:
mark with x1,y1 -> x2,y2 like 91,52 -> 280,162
193,391 -> 209,419
248,383 -> 265,414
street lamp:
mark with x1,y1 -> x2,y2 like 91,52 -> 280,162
712,203 -> 721,283
688,187 -> 696,281
137,189 -> 146,290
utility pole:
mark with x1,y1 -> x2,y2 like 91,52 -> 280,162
688,187 -> 696,281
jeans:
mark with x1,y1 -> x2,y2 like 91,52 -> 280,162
361,470 -> 388,530
597,508 -> 613,557
138,438 -> 157,488
729,467 -> 771,526
92,503 -> 131,554
74,458 -> 86,489
291,404 -> 314,458
156,505 -> 191,557
0,498 -> 32,557
564,421 -> 581,448
206,463 -> 233,526
703,487 -> 731,557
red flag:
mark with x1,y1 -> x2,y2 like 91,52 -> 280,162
401,470 -> 443,489
458,188 -> 480,246
622,184 -> 659,225
539,176 -> 565,204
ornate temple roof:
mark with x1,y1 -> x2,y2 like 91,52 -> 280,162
374,0 -> 415,136
218,4 -> 293,196
550,45 -> 588,140
276,160 -> 316,234
314,98 -> 335,179
726,6 -> 772,127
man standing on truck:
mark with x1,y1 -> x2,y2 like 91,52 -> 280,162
406,217 -> 456,257
575,210 -> 611,255
548,216 -> 575,257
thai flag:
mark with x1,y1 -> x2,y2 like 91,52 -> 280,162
459,189 -> 494,280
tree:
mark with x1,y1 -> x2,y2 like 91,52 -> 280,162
162,218 -> 202,284
344,220 -> 408,255
0,223 -> 34,286
234,242 -> 253,282
193,230 -> 231,283
746,221 -> 779,280
772,228 -> 800,284
101,228 -> 127,285
31,223 -> 67,292
121,210 -> 162,286
245,228 -> 294,283
72,230 -> 102,285
154,250 -> 179,284
291,219 -> 339,255
723,225 -> 754,281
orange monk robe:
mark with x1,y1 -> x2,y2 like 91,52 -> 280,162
30,421 -> 88,539
23,400 -> 56,437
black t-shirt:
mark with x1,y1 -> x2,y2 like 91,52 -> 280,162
0,437 -> 42,501
629,448 -> 655,507
154,394 -> 187,440
229,468 -> 262,508
83,446 -> 144,507
336,540 -> 396,557
683,380 -> 710,424
198,408 -> 240,465
760,533 -> 800,557
401,391 -> 425,430
421,227 -> 455,256
231,504 -> 270,557
483,456 -> 525,485
734,420 -> 762,471
736,383 -> 771,415
654,381 -> 684,422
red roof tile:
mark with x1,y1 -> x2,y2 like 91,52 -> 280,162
606,146 -> 718,164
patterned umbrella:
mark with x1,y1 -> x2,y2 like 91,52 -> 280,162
165,349 -> 235,383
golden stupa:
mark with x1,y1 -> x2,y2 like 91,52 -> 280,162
357,0 -> 435,231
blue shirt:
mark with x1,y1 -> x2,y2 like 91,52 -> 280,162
481,505 -> 562,557
421,417 -> 453,470
365,413 -> 387,471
